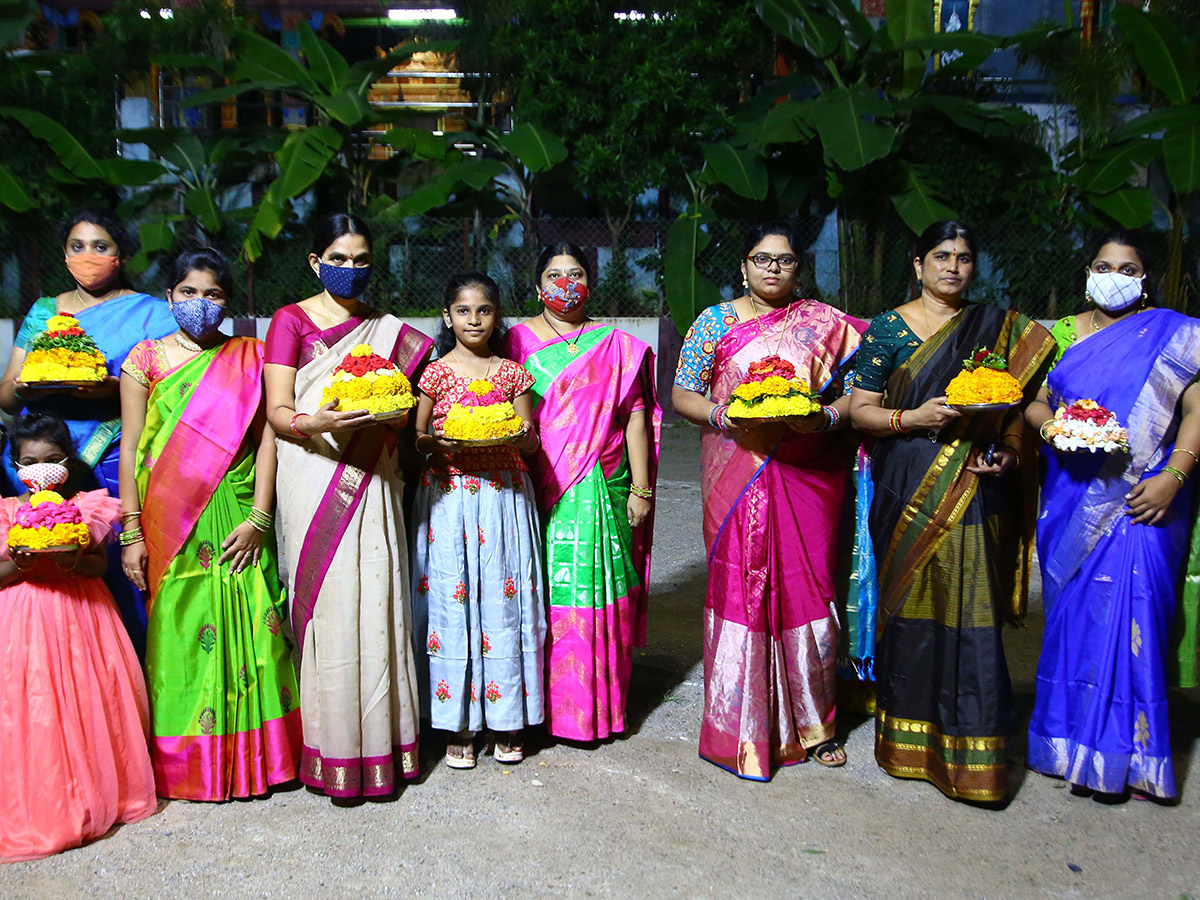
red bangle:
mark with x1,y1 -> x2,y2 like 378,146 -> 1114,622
290,413 -> 310,438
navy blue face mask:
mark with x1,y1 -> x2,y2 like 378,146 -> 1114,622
318,262 -> 372,299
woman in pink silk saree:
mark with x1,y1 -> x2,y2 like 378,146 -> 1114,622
263,215 -> 433,798
672,224 -> 864,779
505,242 -> 661,741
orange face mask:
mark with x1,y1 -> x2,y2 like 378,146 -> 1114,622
64,253 -> 120,292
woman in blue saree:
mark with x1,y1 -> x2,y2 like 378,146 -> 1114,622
0,208 -> 176,655
1026,232 -> 1200,800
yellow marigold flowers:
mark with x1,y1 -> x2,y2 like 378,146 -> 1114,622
945,367 -> 1023,406
8,490 -> 91,551
727,357 -> 822,420
20,316 -> 107,383
321,345 -> 416,415
731,375 -> 800,401
443,378 -> 524,441
8,521 -> 91,551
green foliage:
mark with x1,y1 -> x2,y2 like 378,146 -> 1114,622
472,0 -> 769,219
666,0 -> 1046,327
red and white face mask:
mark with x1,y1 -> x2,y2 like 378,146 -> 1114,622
16,460 -> 70,492
540,276 -> 589,315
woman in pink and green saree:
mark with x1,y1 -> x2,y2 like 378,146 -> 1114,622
673,223 -> 863,780
505,242 -> 661,742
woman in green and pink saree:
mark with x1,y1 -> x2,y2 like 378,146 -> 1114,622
119,248 -> 301,800
505,242 -> 661,742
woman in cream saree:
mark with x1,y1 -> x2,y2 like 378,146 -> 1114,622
264,215 -> 432,797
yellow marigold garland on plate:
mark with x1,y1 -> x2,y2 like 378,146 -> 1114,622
443,379 -> 524,441
7,490 -> 92,551
727,356 -> 822,419
19,315 -> 107,383
321,343 -> 416,416
944,347 -> 1023,407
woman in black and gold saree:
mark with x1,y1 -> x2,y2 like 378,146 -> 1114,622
850,221 -> 1054,803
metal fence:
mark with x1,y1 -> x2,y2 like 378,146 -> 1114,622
1,213 -> 1195,326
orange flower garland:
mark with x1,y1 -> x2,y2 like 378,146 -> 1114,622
945,348 -> 1023,406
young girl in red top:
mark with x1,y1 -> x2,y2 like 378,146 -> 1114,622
411,272 -> 545,769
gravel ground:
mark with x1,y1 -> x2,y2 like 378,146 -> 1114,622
3,423 -> 1199,899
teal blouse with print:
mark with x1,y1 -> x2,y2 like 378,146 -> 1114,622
852,310 -> 924,393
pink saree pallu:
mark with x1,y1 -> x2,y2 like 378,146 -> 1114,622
507,323 -> 661,741
270,310 -> 431,797
699,301 -> 863,780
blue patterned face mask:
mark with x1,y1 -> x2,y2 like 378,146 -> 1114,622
318,262 -> 372,299
171,296 -> 226,339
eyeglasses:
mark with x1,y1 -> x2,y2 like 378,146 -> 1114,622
745,253 -> 798,271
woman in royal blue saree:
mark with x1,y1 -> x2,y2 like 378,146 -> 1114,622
1025,233 -> 1200,800
0,209 -> 176,656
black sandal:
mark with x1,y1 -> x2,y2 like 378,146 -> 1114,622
810,738 -> 847,768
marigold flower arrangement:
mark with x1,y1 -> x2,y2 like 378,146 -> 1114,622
1042,399 -> 1129,453
321,343 -> 416,416
728,355 -> 821,419
19,315 -> 107,383
7,490 -> 91,551
945,347 -> 1023,406
443,379 -> 524,441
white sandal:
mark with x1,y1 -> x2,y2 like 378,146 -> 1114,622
444,733 -> 476,769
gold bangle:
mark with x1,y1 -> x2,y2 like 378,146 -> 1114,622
1170,447 -> 1200,464
1162,465 -> 1188,485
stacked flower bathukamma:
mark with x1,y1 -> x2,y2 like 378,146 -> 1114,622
321,343 -> 416,416
727,355 -> 821,419
1042,399 -> 1129,452
443,379 -> 524,441
19,315 -> 107,383
945,347 -> 1023,406
7,490 -> 92,551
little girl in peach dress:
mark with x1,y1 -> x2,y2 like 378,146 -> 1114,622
0,413 -> 156,861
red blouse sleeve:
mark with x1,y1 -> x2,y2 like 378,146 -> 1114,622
504,360 -> 535,398
264,306 -> 304,367
417,361 -> 445,400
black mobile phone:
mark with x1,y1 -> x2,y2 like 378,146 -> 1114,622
984,442 -> 997,466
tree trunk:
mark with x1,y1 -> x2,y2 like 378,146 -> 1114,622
1165,192 -> 1185,310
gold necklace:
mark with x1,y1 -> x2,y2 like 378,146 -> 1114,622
919,294 -> 960,339
174,332 -> 202,352
322,291 -> 356,325
748,293 -> 801,357
72,286 -> 118,313
542,311 -> 587,355
451,348 -> 493,382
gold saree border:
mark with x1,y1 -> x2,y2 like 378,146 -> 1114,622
875,707 -> 1008,803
